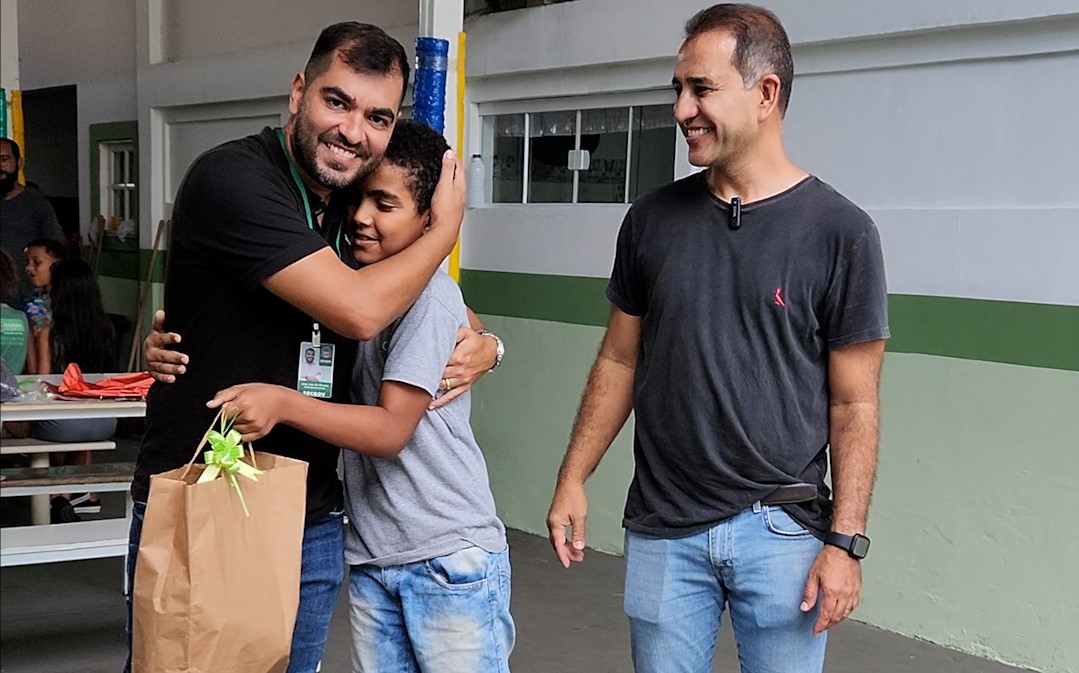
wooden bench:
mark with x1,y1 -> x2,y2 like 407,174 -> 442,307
0,437 -> 118,524
1,462 -> 135,578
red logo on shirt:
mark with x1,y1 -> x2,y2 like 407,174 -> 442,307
774,288 -> 786,308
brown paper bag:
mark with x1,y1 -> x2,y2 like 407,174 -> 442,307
132,450 -> 308,673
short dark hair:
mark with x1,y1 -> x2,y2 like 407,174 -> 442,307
0,137 -> 21,162
382,120 -> 449,215
304,23 -> 410,101
25,237 -> 67,260
685,3 -> 794,116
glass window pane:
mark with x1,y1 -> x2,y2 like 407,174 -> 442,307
577,108 -> 629,204
528,111 -> 575,203
629,104 -> 676,201
491,114 -> 524,203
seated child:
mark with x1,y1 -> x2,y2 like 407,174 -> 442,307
208,120 -> 514,673
22,237 -> 65,351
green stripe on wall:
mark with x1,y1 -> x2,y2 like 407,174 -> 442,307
459,269 -> 1078,371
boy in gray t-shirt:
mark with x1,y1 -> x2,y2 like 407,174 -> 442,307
208,121 -> 513,672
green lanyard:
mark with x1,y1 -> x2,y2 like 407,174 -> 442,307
275,128 -> 343,256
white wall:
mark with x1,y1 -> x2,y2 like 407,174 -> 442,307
0,0 -> 18,91
17,0 -> 138,233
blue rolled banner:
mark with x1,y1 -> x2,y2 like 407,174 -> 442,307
413,37 -> 449,133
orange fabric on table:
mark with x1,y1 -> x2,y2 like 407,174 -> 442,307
53,363 -> 154,399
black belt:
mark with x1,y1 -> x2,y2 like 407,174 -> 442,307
760,483 -> 817,505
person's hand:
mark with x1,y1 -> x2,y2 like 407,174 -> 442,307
429,328 -> 497,410
144,310 -> 189,383
206,383 -> 291,443
427,150 -> 465,245
800,544 -> 862,636
546,480 -> 589,568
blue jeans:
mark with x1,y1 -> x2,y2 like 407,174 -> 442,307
123,502 -> 345,673
348,546 -> 515,673
624,503 -> 826,673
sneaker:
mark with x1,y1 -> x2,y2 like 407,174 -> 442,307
51,496 -> 82,524
70,492 -> 102,514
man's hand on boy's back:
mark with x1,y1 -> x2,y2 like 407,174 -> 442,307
144,310 -> 188,383
428,327 -> 497,410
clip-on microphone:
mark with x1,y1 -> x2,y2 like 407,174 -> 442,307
729,197 -> 742,230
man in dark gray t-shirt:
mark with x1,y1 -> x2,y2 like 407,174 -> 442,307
547,5 -> 889,673
0,138 -> 64,302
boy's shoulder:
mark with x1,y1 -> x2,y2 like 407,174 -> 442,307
417,270 -> 466,317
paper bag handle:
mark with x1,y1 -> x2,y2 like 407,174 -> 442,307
180,407 -> 261,478
181,407 -> 226,478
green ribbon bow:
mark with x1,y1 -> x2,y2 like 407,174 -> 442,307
195,417 -> 262,517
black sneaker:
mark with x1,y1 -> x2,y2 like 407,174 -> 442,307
70,492 -> 102,514
51,496 -> 82,524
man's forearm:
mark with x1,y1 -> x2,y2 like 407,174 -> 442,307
557,354 -> 635,486
828,401 -> 879,534
350,226 -> 458,335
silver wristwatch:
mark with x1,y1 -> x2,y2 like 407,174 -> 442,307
478,330 -> 505,370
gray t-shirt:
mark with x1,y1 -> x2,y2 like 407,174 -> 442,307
343,270 -> 506,567
608,173 -> 890,539
0,189 -> 63,302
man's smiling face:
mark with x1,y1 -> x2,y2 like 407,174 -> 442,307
288,52 -> 403,191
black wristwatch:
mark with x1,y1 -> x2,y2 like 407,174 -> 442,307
823,531 -> 870,560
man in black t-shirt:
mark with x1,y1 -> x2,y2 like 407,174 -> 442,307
126,23 -> 499,673
547,6 -> 889,673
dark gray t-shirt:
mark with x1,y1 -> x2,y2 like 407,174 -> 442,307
0,189 -> 63,301
343,271 -> 506,567
607,173 -> 889,538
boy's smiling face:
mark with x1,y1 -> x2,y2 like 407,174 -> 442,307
350,161 -> 429,266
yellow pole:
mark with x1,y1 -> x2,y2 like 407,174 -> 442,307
448,31 -> 466,283
10,89 -> 26,184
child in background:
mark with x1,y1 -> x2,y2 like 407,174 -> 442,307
209,120 -> 514,673
11,257 -> 118,520
22,237 -> 66,369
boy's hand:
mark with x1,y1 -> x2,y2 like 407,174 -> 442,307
429,327 -> 497,409
427,150 -> 465,247
145,310 -> 189,383
547,480 -> 589,568
207,383 -> 291,442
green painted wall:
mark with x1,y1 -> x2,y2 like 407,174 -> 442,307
869,353 -> 1078,672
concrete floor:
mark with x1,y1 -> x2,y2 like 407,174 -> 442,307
0,431 -> 1034,673
0,519 -> 1034,673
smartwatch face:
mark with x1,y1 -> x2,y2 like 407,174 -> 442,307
852,535 -> 871,558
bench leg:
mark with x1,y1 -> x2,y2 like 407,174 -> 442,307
28,452 -> 51,525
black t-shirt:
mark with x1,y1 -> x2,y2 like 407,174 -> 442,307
607,173 -> 890,538
135,127 -> 357,525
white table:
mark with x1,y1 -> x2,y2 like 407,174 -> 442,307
1,373 -> 146,523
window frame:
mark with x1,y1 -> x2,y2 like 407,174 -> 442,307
477,89 -> 676,206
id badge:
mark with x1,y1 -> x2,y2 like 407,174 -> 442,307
297,341 -> 334,398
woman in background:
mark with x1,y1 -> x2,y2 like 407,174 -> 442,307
15,258 -> 117,520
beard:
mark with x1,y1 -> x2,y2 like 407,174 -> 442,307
0,170 -> 16,197
290,99 -> 377,191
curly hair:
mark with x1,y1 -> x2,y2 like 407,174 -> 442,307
48,258 -> 115,373
382,119 -> 450,215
